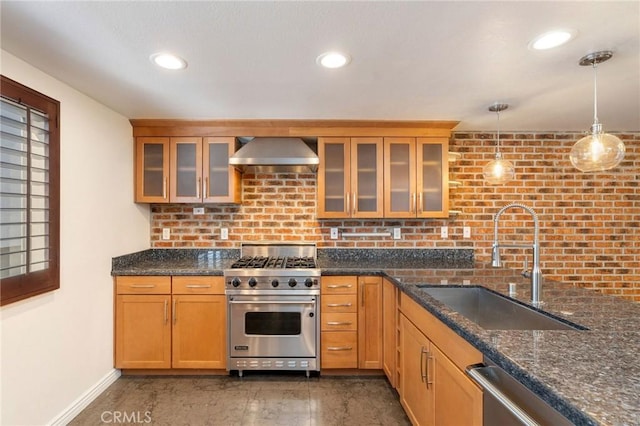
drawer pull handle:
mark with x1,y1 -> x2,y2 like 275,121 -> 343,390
130,284 -> 155,289
327,321 -> 353,326
327,284 -> 352,289
327,303 -> 352,307
327,346 -> 353,351
185,284 -> 212,288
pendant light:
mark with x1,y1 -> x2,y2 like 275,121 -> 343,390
483,103 -> 515,185
570,51 -> 625,172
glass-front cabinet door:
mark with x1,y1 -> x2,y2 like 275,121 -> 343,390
416,138 -> 449,218
318,137 -> 350,218
384,138 -> 417,217
351,137 -> 383,218
170,137 -> 202,203
203,137 -> 241,203
135,137 -> 169,203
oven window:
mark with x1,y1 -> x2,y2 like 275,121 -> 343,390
245,312 -> 301,335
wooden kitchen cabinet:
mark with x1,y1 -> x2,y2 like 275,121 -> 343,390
115,276 -> 227,370
383,137 -> 449,218
382,278 -> 398,388
398,292 -> 482,426
134,136 -> 240,203
169,136 -> 241,203
115,276 -> 172,369
135,137 -> 170,203
358,276 -> 383,369
317,137 -> 383,218
171,276 -> 226,369
321,276 -> 358,368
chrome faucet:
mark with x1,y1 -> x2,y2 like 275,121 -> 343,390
492,203 -> 543,307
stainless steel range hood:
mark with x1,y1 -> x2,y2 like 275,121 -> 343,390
229,137 -> 319,173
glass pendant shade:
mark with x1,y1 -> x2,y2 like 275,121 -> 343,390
570,124 -> 625,172
483,152 -> 515,185
572,51 -> 625,172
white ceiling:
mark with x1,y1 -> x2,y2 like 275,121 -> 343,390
1,1 -> 638,131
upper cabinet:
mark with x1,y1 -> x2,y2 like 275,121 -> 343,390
135,136 -> 241,204
135,137 -> 170,203
317,137 -> 384,218
384,137 -> 449,218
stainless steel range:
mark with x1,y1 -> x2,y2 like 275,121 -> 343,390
224,243 -> 320,377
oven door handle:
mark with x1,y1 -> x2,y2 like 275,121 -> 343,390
228,300 -> 316,305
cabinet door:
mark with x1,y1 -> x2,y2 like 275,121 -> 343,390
170,137 -> 202,202
433,344 -> 482,426
382,279 -> 398,388
317,137 -> 350,218
416,138 -> 449,218
399,314 -> 434,426
172,295 -> 226,369
358,276 -> 383,369
203,137 -> 241,203
115,295 -> 171,369
384,138 -> 417,218
321,331 -> 358,369
135,137 -> 169,203
351,137 -> 384,218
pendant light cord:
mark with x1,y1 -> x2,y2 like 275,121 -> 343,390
496,109 -> 501,153
593,63 -> 599,125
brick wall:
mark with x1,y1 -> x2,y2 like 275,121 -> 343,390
150,131 -> 639,301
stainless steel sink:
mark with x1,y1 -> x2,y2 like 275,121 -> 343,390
418,286 -> 585,331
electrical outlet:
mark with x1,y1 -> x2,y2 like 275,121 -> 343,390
193,207 -> 205,215
221,228 -> 229,240
463,226 -> 471,239
393,228 -> 401,240
330,228 -> 339,240
440,279 -> 448,285
162,228 -> 170,240
463,279 -> 471,285
441,226 -> 448,239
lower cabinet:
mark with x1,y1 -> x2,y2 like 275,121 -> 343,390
398,293 -> 482,426
382,278 -> 399,387
320,275 -> 383,370
115,276 -> 226,370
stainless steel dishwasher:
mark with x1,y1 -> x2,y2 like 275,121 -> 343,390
466,358 -> 574,426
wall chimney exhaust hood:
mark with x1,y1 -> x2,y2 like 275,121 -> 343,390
229,137 -> 319,173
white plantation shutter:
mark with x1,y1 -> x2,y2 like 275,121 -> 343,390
1,76 -> 59,305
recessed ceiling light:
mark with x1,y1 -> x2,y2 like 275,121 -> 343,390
529,30 -> 576,50
316,51 -> 351,69
150,52 -> 188,70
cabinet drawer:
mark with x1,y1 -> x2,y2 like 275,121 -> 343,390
116,276 -> 171,294
172,276 -> 224,294
322,294 -> 357,313
322,313 -> 358,331
321,276 -> 357,294
321,331 -> 358,369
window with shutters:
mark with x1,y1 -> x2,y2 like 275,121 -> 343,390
1,76 -> 60,306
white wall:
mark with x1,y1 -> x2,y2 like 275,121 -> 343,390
0,51 -> 150,425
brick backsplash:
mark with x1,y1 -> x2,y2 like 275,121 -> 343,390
150,131 -> 639,301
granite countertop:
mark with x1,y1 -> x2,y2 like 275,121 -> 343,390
112,248 -> 639,425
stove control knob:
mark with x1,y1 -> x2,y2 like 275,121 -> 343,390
231,278 -> 241,287
248,278 -> 258,287
271,279 -> 279,288
304,278 -> 314,288
288,278 -> 297,287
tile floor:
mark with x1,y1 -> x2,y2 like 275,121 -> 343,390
69,373 -> 411,425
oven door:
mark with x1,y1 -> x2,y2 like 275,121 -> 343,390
228,294 -> 318,358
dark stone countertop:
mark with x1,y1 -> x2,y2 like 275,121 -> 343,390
111,249 -> 639,425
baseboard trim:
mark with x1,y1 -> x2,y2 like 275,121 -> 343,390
49,368 -> 121,426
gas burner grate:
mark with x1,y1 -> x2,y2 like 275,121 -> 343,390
230,256 -> 317,269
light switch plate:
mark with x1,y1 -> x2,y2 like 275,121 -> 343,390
393,228 -> 401,240
441,226 -> 448,239
221,228 -> 229,240
193,207 -> 205,215
162,228 -> 170,240
463,226 -> 471,239
330,228 -> 339,240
